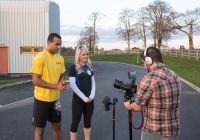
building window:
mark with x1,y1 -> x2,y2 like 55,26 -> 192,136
20,46 -> 44,54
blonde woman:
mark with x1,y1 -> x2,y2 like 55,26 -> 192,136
69,46 -> 96,140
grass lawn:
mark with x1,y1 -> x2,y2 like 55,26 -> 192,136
63,54 -> 200,88
64,60 -> 73,81
163,56 -> 199,88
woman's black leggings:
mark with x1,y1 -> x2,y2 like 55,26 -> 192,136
70,97 -> 94,132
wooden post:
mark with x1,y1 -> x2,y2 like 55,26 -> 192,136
182,50 -> 183,58
196,51 -> 199,61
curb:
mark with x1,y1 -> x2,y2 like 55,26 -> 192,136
0,80 -> 70,89
0,97 -> 34,108
179,77 -> 200,93
0,80 -> 70,108
0,80 -> 32,89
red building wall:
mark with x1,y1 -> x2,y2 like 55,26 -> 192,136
0,47 -> 8,74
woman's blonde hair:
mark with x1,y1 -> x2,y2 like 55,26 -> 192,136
75,45 -> 93,74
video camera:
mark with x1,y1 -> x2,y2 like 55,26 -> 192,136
113,71 -> 137,102
102,71 -> 142,140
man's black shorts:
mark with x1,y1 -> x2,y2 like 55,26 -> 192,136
32,98 -> 61,128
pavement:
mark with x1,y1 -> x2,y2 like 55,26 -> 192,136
0,65 -> 199,106
0,62 -> 200,140
0,82 -> 33,107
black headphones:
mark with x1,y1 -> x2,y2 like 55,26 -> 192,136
144,47 -> 153,65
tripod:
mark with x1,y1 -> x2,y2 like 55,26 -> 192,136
111,98 -> 118,140
128,110 -> 133,140
103,96 -> 143,140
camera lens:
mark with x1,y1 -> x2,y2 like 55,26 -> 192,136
113,79 -> 124,89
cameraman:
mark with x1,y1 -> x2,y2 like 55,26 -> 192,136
124,47 -> 181,140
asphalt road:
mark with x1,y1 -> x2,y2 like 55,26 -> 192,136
0,62 -> 200,140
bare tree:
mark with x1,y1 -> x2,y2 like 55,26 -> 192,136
76,37 -> 85,46
116,8 -> 136,51
146,0 -> 176,49
134,7 -> 150,48
77,26 -> 99,52
89,11 -> 105,54
172,8 -> 200,49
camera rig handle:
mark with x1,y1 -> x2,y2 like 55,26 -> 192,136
127,99 -> 144,140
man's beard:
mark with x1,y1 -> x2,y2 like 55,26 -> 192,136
147,66 -> 150,73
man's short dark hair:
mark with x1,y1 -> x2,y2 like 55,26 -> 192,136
141,47 -> 163,63
47,33 -> 61,42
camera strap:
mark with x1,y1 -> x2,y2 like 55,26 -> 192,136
129,110 -> 144,130
75,65 -> 89,88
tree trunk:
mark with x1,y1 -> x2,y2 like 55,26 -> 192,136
89,40 -> 92,52
144,38 -> 147,48
157,37 -> 162,49
189,36 -> 194,50
188,25 -> 194,50
128,40 -> 130,51
94,22 -> 96,54
127,31 -> 130,51
154,32 -> 156,47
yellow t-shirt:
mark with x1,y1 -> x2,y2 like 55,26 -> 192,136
30,50 -> 66,102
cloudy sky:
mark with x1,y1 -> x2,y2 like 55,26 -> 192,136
53,0 -> 200,50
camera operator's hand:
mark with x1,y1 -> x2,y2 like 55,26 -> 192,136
124,100 -> 143,112
124,100 -> 132,110
135,83 -> 139,95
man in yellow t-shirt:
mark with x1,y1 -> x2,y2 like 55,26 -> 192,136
30,33 -> 67,140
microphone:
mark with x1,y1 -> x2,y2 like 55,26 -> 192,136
102,96 -> 111,111
128,71 -> 137,81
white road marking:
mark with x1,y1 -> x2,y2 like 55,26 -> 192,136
0,97 -> 34,108
0,84 -> 71,108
